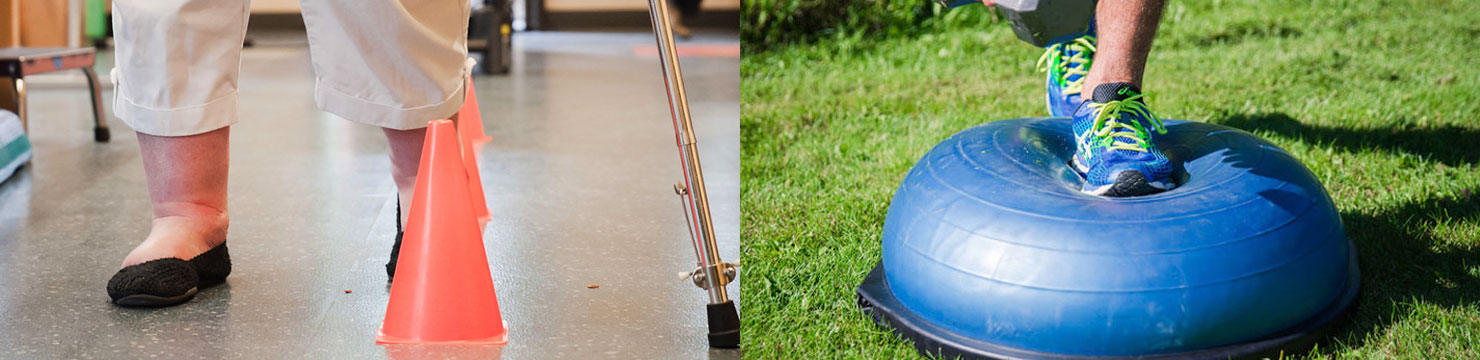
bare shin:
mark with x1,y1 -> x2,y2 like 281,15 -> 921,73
1083,0 -> 1166,92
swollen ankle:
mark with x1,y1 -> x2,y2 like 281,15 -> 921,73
153,200 -> 226,219
142,218 -> 227,257
149,202 -> 229,245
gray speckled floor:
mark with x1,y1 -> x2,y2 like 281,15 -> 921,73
0,31 -> 740,359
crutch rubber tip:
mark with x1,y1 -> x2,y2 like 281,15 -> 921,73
707,300 -> 741,348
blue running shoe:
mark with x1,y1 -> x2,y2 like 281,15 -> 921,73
1071,83 -> 1175,197
1038,35 -> 1096,117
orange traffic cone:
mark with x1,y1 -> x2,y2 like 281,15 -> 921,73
456,76 -> 492,226
460,121 -> 492,226
378,119 -> 507,345
458,77 -> 492,145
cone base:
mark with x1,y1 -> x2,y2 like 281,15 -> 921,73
376,321 -> 509,345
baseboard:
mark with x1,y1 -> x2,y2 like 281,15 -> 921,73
543,10 -> 737,31
246,11 -> 737,32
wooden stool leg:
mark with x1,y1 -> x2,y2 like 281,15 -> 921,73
82,67 -> 110,142
12,77 -> 23,133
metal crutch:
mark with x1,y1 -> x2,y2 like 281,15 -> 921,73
646,0 -> 740,349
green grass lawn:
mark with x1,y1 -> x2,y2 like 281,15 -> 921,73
741,0 -> 1480,358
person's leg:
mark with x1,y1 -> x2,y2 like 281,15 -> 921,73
123,128 -> 230,267
382,101 -> 481,225
382,127 -> 427,226
111,0 -> 248,266
1079,0 -> 1166,93
299,0 -> 469,274
1069,0 -> 1172,197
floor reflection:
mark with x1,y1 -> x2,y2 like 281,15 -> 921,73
383,344 -> 503,360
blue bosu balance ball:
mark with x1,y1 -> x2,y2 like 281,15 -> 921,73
856,118 -> 1360,359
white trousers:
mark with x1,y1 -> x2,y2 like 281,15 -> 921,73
112,0 -> 471,136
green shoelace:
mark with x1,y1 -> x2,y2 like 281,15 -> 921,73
1087,91 -> 1166,153
1036,36 -> 1097,96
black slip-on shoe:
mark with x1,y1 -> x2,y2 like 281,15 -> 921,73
387,197 -> 403,281
108,243 -> 231,307
386,231 -> 404,281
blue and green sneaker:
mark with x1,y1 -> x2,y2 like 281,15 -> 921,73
1071,83 -> 1174,197
1038,34 -> 1096,117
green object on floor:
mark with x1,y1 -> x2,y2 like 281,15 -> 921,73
86,0 -> 107,40
0,110 -> 30,183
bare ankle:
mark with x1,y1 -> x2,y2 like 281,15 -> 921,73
150,201 -> 229,243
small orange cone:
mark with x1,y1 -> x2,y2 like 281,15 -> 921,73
460,121 -> 492,226
458,77 -> 492,145
455,76 -> 492,225
378,119 -> 507,345
455,75 -> 491,225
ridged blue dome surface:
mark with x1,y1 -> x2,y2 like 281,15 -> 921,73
878,118 -> 1359,356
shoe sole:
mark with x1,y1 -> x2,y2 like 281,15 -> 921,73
1082,170 -> 1174,197
110,276 -> 227,308
112,287 -> 198,307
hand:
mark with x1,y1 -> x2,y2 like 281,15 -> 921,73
980,0 -> 995,5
